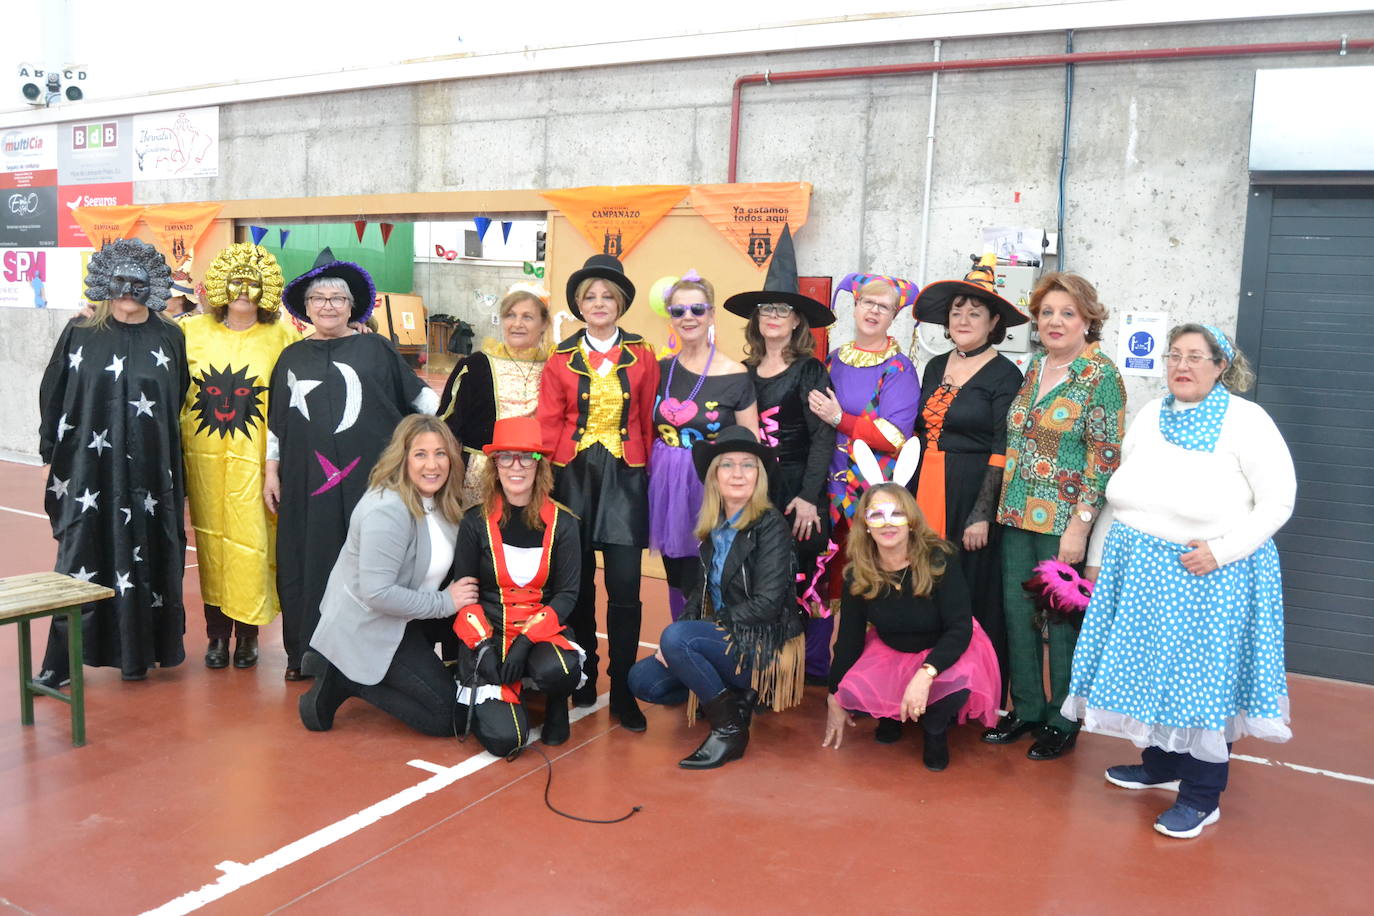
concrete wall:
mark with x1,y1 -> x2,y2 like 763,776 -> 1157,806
4,12 -> 1372,460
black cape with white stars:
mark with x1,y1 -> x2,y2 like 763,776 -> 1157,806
38,316 -> 191,675
266,332 -> 425,668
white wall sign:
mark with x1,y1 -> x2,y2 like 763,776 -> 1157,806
0,248 -> 85,310
132,107 -> 219,180
1117,311 -> 1168,377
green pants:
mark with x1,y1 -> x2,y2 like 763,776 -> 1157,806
1001,526 -> 1079,732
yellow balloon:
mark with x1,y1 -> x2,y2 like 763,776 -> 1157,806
648,275 -> 679,318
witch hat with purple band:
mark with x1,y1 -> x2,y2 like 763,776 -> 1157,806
282,246 -> 377,324
722,224 -> 834,328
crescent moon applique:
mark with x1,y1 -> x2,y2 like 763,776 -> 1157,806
334,361 -> 363,433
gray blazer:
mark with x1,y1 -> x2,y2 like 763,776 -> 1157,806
311,487 -> 459,685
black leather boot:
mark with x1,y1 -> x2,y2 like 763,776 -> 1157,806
606,602 -> 646,732
232,635 -> 258,669
204,638 -> 230,669
299,665 -> 353,731
679,689 -> 750,770
735,686 -> 759,729
541,693 -> 571,746
920,689 -> 969,772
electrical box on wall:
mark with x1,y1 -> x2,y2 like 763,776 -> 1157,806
994,265 -> 1037,353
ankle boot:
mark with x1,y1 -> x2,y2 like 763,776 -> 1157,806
205,638 -> 230,669
679,689 -> 750,770
735,686 -> 759,729
232,635 -> 258,669
541,693 -> 571,746
919,689 -> 968,772
606,602 -> 646,732
299,665 -> 353,731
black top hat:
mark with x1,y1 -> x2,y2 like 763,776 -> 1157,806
913,263 -> 1029,329
566,254 -> 635,321
692,425 -> 777,482
722,223 -> 835,328
282,247 -> 377,324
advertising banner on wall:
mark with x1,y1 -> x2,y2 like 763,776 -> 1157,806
56,182 -> 134,247
688,182 -> 811,269
142,201 -> 222,266
0,248 -> 85,310
540,185 -> 688,259
132,107 -> 219,180
1,186 -> 58,247
70,204 -> 144,250
57,117 -> 134,184
1,125 -> 59,189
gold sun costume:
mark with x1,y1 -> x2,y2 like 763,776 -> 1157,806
180,244 -> 300,625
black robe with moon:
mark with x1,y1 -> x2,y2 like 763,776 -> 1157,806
267,333 -> 426,667
38,316 -> 191,676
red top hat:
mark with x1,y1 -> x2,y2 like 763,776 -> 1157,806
483,416 -> 545,456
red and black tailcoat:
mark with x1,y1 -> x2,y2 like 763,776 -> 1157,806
535,329 -> 660,468
451,498 -> 581,697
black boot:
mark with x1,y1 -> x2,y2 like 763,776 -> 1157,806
679,689 -> 750,770
542,693 -> 571,746
875,717 -> 903,744
299,664 -> 353,732
735,686 -> 759,729
919,689 -> 969,772
232,635 -> 258,669
606,602 -> 646,732
205,638 -> 230,669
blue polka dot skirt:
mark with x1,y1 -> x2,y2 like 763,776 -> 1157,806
1063,522 -> 1292,763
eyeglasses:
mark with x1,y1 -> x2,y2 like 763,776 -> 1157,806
718,459 -> 759,473
863,506 -> 909,528
1164,352 -> 1217,367
857,297 -> 897,316
493,452 -> 540,468
307,295 -> 351,308
756,303 -> 795,317
668,303 -> 712,319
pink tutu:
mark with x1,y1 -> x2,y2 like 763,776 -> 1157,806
835,620 -> 1001,728
648,439 -> 705,559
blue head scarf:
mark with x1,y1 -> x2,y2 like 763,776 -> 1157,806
1159,325 -> 1234,452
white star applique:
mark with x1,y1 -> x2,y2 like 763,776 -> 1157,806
56,414 -> 73,441
47,477 -> 69,500
88,429 -> 110,455
105,354 -> 125,380
114,571 -> 132,595
72,566 -> 97,582
143,493 -> 158,515
150,347 -> 171,370
129,392 -> 156,417
151,591 -> 163,607
68,346 -> 84,370
120,507 -> 132,525
132,546 -> 143,563
286,369 -> 322,420
75,488 -> 99,512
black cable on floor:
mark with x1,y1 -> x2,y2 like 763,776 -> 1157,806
521,743 -> 643,825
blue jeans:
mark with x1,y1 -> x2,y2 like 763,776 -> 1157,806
1143,744 -> 1232,812
628,620 -> 752,705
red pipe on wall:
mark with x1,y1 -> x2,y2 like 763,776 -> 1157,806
727,37 -> 1374,182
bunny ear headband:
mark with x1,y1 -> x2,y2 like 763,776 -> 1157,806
851,438 -> 922,489
831,272 -> 920,314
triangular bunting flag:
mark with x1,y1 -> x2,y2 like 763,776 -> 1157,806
539,185 -> 689,259
249,225 -> 268,246
354,220 -> 367,242
380,222 -> 394,246
142,202 -> 224,267
688,182 -> 812,269
473,217 -> 492,241
279,229 -> 291,247
501,221 -> 513,243
70,205 -> 145,251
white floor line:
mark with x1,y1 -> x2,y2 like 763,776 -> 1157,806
594,631 -> 659,650
140,694 -> 612,916
1229,753 -> 1374,786
0,503 -> 197,552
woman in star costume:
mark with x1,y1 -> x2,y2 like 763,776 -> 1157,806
438,282 -> 550,508
181,243 -> 299,671
36,238 -> 190,685
265,252 -> 439,681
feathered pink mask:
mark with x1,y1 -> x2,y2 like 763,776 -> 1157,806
1022,559 -> 1094,627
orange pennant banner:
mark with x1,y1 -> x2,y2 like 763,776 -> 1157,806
142,202 -> 223,267
540,185 -> 688,259
70,205 -> 145,251
688,182 -> 812,269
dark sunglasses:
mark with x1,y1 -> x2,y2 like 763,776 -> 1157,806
667,303 -> 712,319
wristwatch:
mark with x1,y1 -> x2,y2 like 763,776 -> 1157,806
1076,508 -> 1094,524
920,663 -> 938,679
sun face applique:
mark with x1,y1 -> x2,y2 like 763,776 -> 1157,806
190,364 -> 268,438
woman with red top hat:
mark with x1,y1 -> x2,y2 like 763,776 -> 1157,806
908,261 -> 1027,699
804,273 -> 922,680
535,254 -> 660,731
449,416 -> 583,754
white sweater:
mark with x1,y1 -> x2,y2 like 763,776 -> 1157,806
1088,394 -> 1296,568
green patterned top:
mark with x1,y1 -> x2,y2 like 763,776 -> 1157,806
997,342 -> 1126,535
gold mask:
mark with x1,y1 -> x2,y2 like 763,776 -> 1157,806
205,242 -> 285,312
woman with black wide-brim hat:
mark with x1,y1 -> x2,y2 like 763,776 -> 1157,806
265,250 -> 440,681
906,260 -> 1028,700
535,254 -> 660,731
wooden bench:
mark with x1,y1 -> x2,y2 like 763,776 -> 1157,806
0,571 -> 114,747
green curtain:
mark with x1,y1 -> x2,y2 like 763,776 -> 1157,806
260,223 -> 414,294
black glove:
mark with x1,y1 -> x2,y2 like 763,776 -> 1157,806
458,638 -> 501,687
498,635 -> 534,685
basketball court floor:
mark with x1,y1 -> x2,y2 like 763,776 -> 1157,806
1,456 -> 1370,915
